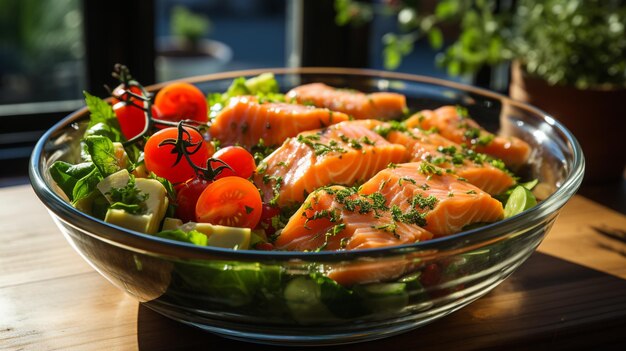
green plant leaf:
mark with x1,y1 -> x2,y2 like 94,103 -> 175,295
435,0 -> 461,20
428,28 -> 444,50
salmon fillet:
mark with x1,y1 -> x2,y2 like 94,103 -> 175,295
209,96 -> 350,149
326,257 -> 418,286
405,106 -> 531,168
254,122 -> 407,207
286,83 -> 407,120
386,128 -> 516,195
275,186 -> 433,252
359,163 -> 504,237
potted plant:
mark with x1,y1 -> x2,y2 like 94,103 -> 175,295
336,0 -> 626,183
156,5 -> 232,82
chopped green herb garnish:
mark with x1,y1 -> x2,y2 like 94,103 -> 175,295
419,162 -> 443,176
408,193 -> 438,210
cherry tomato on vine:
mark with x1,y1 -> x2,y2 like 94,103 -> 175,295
111,84 -> 143,105
196,177 -> 262,229
175,177 -> 212,222
212,146 -> 256,179
154,82 -> 208,123
144,126 -> 210,183
111,85 -> 143,140
113,103 -> 163,140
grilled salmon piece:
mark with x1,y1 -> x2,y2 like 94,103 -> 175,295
359,163 -> 504,237
386,129 -> 516,195
209,96 -> 350,149
275,186 -> 433,252
254,122 -> 407,207
405,106 -> 531,168
286,83 -> 407,120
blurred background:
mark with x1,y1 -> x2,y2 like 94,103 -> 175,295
1,0 -> 624,210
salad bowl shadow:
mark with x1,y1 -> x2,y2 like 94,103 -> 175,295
29,68 -> 584,345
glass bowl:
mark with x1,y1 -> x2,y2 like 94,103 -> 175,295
29,68 -> 584,345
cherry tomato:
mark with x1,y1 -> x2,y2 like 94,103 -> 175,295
110,84 -> 152,140
196,177 -> 262,229
144,126 -> 210,183
113,102 -> 154,140
112,84 -> 143,105
212,146 -> 256,179
257,204 -> 281,235
175,177 -> 211,222
154,82 -> 208,123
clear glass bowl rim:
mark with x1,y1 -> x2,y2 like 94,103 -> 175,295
29,67 -> 585,261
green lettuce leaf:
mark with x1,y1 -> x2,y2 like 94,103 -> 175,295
83,91 -> 123,142
49,161 -> 97,201
84,135 -> 120,177
207,73 -> 284,119
72,166 -> 102,205
156,229 -> 208,246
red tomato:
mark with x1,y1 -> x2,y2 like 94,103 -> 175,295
111,84 -> 143,105
144,126 -> 210,183
111,84 -> 154,140
175,177 -> 211,222
212,146 -> 256,179
257,204 -> 281,235
113,102 -> 148,140
154,82 -> 208,123
196,177 -> 262,229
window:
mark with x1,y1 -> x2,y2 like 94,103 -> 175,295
0,0 -> 86,185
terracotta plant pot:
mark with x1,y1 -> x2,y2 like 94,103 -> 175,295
509,61 -> 626,183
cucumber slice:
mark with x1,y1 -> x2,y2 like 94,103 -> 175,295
354,283 -> 408,313
504,185 -> 537,218
520,179 -> 539,190
284,277 -> 334,324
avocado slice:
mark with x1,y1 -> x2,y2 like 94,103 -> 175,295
168,222 -> 252,250
98,171 -> 169,234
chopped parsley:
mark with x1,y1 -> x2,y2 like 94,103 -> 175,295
297,133 -> 347,156
106,176 -> 148,215
419,162 -> 443,176
373,120 -> 408,138
262,174 -> 283,206
408,193 -> 438,210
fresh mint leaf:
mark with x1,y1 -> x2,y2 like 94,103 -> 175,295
84,135 -> 120,177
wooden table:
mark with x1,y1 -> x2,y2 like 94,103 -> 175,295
2,184 -> 626,350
